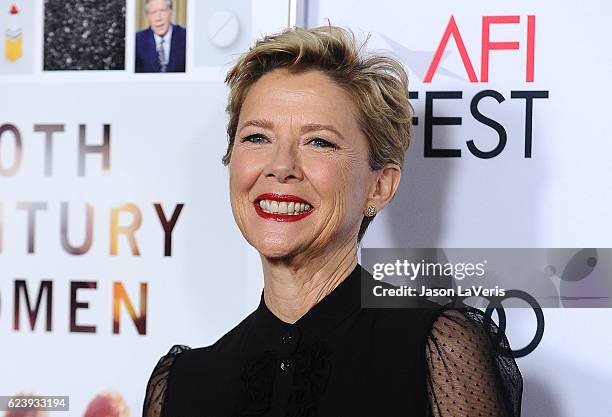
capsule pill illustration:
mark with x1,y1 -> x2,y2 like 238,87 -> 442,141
5,4 -> 23,61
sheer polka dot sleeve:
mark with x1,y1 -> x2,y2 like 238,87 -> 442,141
142,344 -> 190,417
425,307 -> 523,417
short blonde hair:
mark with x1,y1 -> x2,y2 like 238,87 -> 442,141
223,25 -> 412,242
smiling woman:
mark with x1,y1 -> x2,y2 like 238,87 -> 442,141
142,25 -> 523,417
228,68 -> 384,262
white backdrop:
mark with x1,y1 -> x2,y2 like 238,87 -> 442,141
1,0 -> 611,416
306,1 -> 612,416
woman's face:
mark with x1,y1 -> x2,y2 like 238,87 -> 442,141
229,69 -> 379,260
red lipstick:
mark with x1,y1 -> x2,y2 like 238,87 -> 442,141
254,193 -> 314,222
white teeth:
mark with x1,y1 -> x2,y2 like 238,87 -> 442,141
258,199 -> 313,215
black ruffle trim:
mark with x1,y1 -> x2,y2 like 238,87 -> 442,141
235,341 -> 332,417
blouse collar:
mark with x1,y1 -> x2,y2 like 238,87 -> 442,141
251,263 -> 364,347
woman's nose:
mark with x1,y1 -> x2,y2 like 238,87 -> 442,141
264,141 -> 303,183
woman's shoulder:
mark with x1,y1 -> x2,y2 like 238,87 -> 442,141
361,299 -> 512,357
142,344 -> 191,417
371,303 -> 523,416
162,311 -> 259,370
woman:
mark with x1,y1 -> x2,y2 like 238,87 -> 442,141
143,25 -> 522,417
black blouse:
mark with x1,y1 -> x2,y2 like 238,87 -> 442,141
143,264 -> 522,417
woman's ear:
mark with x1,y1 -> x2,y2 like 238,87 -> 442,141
366,163 -> 402,212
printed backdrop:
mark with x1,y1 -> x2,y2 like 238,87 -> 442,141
1,0 -> 611,416
307,1 -> 612,416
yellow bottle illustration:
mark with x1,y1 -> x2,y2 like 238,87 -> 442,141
5,4 -> 22,61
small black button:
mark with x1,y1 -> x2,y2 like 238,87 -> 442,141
280,359 -> 292,371
281,333 -> 293,344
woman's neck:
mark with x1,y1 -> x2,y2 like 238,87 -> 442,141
261,240 -> 358,324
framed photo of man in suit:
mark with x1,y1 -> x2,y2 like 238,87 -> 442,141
135,0 -> 187,73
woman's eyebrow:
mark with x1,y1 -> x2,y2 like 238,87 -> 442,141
301,123 -> 345,141
237,119 -> 274,131
237,120 -> 345,141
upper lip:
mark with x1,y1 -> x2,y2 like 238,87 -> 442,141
255,193 -> 312,205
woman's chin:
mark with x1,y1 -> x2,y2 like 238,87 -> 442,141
252,236 -> 304,260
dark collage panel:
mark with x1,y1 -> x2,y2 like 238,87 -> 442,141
44,0 -> 126,70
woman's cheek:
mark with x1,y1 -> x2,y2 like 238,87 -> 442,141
229,161 -> 253,222
231,150 -> 260,191
318,165 -> 351,224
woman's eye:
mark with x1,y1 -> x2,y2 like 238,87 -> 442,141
309,138 -> 337,148
242,134 -> 268,144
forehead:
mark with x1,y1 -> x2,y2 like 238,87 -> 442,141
147,0 -> 168,9
239,69 -> 360,130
